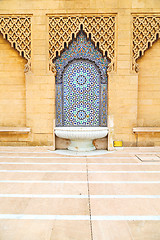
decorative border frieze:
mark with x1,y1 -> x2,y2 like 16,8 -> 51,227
0,16 -> 31,61
132,15 -> 160,72
49,15 -> 116,65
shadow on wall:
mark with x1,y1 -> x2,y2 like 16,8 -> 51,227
0,34 -> 27,127
137,39 -> 160,146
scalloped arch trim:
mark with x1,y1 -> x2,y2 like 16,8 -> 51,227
0,16 -> 31,61
49,15 -> 116,61
133,15 -> 160,71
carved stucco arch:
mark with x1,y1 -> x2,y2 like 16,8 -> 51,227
0,15 -> 32,72
49,15 -> 116,73
132,15 -> 160,72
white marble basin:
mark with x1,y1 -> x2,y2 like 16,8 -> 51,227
54,127 -> 109,151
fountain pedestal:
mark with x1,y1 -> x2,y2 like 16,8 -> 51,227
55,127 -> 109,152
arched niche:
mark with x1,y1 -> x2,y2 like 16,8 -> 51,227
54,31 -> 109,128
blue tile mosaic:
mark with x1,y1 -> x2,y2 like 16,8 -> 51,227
55,31 -> 109,127
63,60 -> 100,126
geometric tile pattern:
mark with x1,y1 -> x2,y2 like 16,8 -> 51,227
56,84 -> 63,126
101,84 -> 108,126
63,60 -> 100,126
55,32 -> 108,127
55,32 -> 109,85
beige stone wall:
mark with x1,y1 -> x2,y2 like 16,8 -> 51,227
137,39 -> 160,146
137,39 -> 160,127
0,0 -> 160,147
0,35 -> 26,127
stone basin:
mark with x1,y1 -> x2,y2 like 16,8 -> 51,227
54,127 -> 109,151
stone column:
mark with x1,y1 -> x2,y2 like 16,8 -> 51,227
108,8 -> 138,149
25,13 -> 55,146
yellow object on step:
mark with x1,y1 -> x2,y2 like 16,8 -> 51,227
113,141 -> 123,147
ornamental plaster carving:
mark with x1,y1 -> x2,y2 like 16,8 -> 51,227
49,60 -> 57,76
49,15 -> 116,70
107,57 -> 115,73
24,60 -> 31,73
132,15 -> 160,72
0,16 -> 31,62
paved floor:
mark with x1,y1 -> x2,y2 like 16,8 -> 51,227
0,147 -> 160,239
